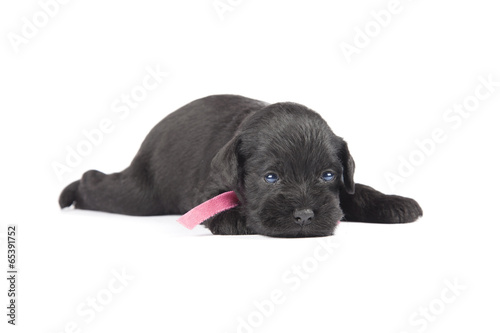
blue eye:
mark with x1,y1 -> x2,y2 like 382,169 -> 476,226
264,173 -> 279,184
321,171 -> 335,182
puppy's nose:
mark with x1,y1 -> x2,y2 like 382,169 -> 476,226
294,209 -> 314,226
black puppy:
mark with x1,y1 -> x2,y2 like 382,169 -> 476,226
59,95 -> 422,237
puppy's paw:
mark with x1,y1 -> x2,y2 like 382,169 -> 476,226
204,209 -> 255,235
375,195 -> 423,223
208,221 -> 255,235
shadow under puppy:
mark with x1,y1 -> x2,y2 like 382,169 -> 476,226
59,95 -> 423,237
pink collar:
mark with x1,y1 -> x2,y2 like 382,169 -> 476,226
177,191 -> 240,230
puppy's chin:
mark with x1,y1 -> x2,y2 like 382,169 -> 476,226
272,228 -> 337,238
248,217 -> 339,238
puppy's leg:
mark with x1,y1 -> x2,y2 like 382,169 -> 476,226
203,208 -> 255,235
339,183 -> 422,223
59,168 -> 164,216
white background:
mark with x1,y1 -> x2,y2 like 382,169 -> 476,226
1,0 -> 499,332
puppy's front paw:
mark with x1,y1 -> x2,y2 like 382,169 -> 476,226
376,195 -> 423,223
208,220 -> 255,235
204,209 -> 255,235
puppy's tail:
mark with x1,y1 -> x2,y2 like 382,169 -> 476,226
59,180 -> 80,208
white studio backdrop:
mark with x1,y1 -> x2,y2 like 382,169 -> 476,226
1,0 -> 499,332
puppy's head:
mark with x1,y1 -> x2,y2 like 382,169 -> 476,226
210,102 -> 355,237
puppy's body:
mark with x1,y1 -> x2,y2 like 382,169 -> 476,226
60,95 -> 422,237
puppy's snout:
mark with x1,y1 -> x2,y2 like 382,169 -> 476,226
294,209 -> 314,226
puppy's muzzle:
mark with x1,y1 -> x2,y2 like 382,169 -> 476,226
294,208 -> 314,226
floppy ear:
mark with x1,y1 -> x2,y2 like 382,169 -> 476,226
338,139 -> 355,194
209,135 -> 242,190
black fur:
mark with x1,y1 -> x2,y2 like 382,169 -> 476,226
59,95 -> 422,237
